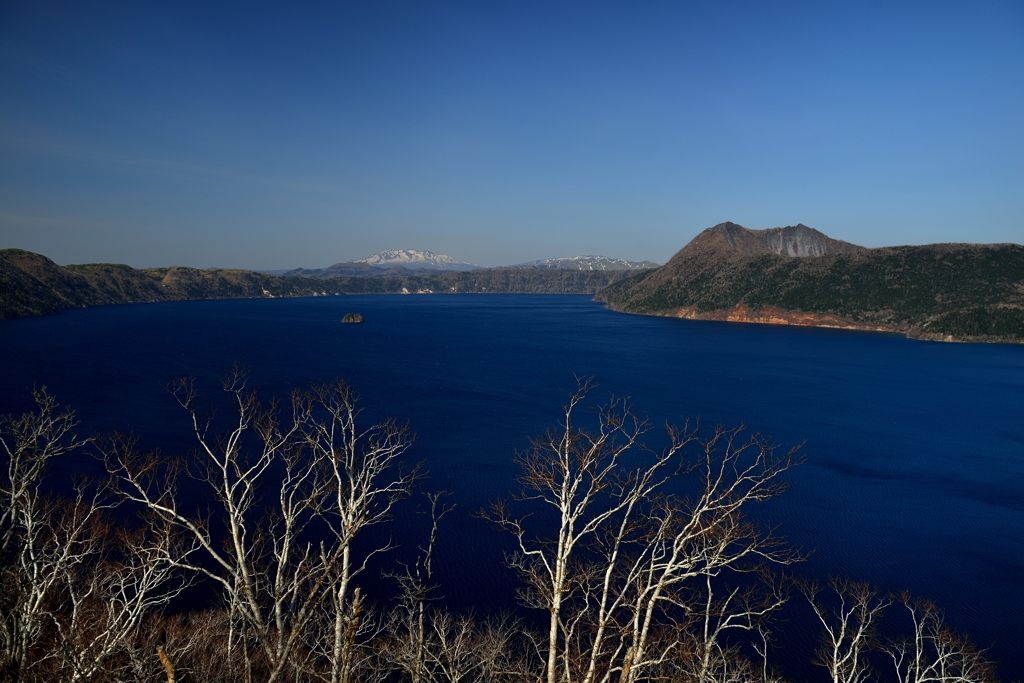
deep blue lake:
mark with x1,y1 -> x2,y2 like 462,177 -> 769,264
1,294 -> 1022,679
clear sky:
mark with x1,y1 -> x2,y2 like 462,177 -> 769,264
1,1 -> 1022,269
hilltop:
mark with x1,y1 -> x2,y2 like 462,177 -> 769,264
686,222 -> 866,257
595,223 -> 1024,342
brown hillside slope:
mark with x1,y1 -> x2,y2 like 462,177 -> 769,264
0,250 -> 346,320
596,223 -> 1024,342
0,253 -> 69,318
694,222 -> 867,257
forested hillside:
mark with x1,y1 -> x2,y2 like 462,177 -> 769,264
596,224 -> 1024,342
0,249 -> 343,319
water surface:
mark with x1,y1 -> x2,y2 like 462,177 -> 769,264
1,295 -> 1021,678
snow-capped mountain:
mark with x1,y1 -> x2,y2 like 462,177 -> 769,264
511,255 -> 660,271
353,250 -> 480,271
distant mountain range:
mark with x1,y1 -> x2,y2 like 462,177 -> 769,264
281,250 -> 659,277
0,249 -> 638,320
510,256 -> 660,271
278,249 -> 479,277
596,222 -> 1024,342
353,249 -> 481,271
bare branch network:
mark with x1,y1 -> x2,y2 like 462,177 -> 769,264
0,376 -> 1000,683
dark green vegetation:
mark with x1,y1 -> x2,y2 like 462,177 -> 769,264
596,224 -> 1024,342
341,312 -> 364,323
0,249 -> 346,320
0,249 -> 633,321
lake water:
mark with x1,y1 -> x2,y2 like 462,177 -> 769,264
1,295 -> 1022,679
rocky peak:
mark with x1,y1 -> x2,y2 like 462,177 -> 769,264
703,222 -> 865,257
352,249 -> 480,271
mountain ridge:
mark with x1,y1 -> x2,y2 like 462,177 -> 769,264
353,249 -> 480,271
0,248 -> 350,320
509,255 -> 660,271
283,252 -> 659,277
595,223 -> 1024,342
0,249 -> 637,320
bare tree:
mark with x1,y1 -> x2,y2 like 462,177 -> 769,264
804,577 -> 890,683
376,489 -> 535,683
885,594 -> 997,683
615,427 -> 801,683
103,369 -> 416,683
302,379 -> 418,683
485,378 -> 671,683
670,571 -> 792,683
486,379 -> 802,683
382,492 -> 455,683
9,379 -> 1008,683
45,513 -> 192,683
1,389 -> 92,679
1,390 -> 187,683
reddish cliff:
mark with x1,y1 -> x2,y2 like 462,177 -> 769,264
664,304 -> 895,333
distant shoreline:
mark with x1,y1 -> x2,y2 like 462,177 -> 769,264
6,244 -> 1023,344
0,248 -> 635,321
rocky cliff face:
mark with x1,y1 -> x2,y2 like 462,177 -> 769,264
663,304 -> 894,333
688,222 -> 866,258
756,224 -> 866,256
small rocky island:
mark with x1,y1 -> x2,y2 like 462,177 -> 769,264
341,312 -> 364,323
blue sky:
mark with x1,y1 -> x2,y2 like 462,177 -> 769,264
1,1 -> 1022,268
